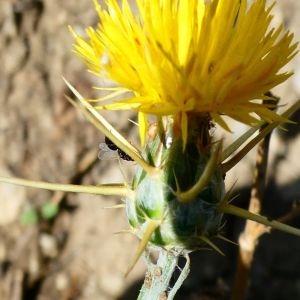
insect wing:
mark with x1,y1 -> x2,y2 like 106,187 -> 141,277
98,143 -> 118,161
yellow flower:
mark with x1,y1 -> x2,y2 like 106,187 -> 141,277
71,0 -> 297,146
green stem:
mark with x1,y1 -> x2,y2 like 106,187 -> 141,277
168,254 -> 190,299
138,250 -> 189,300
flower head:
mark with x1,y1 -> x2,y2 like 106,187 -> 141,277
72,0 -> 297,146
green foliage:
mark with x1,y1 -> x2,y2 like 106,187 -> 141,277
127,125 -> 224,252
20,207 -> 39,225
41,202 -> 59,220
20,201 -> 59,225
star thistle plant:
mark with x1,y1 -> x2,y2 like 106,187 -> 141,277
1,0 -> 300,299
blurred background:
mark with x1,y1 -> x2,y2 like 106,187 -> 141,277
0,1 -> 300,299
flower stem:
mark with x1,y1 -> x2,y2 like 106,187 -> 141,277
138,251 -> 190,300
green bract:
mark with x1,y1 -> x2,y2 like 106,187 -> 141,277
126,120 -> 224,252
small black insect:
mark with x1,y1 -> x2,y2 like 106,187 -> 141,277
103,136 -> 133,161
104,136 -> 118,151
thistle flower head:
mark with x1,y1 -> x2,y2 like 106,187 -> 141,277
72,0 -> 297,146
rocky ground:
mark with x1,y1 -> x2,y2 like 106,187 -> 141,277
0,1 -> 300,299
